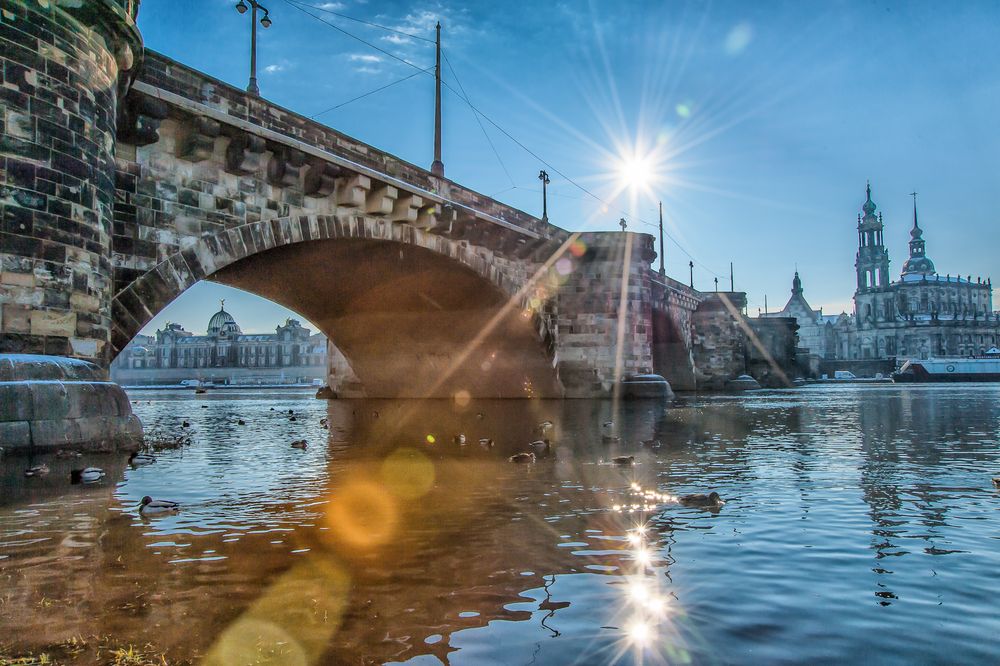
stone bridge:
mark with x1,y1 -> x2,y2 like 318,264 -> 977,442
0,1 -> 752,415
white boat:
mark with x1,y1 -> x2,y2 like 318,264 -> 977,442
893,348 -> 1000,382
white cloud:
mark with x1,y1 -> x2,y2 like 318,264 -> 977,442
354,66 -> 381,75
316,2 -> 345,9
348,53 -> 382,63
263,64 -> 285,74
381,34 -> 412,46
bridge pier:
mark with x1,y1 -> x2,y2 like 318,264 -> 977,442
551,232 -> 657,397
0,1 -> 143,452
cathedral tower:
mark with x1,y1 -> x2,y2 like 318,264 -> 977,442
854,182 -> 891,295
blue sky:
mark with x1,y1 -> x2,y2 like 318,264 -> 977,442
136,0 -> 1000,335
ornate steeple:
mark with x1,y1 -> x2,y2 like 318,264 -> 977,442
901,191 -> 935,276
862,180 -> 876,217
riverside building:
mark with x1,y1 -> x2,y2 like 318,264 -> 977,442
763,185 -> 999,368
111,302 -> 327,386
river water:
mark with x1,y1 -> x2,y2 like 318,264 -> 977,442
1,385 -> 998,664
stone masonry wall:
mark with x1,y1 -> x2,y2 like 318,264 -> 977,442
552,232 -> 657,397
690,292 -> 749,389
0,0 -> 141,366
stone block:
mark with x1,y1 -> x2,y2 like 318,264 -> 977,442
335,174 -> 371,208
391,194 -> 422,224
69,292 -> 101,313
365,185 -> 398,216
1,271 -> 35,287
2,304 -> 31,333
0,421 -> 31,449
30,310 -> 77,336
69,337 -> 101,358
0,383 -> 33,420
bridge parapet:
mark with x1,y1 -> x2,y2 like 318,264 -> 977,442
128,52 -> 558,242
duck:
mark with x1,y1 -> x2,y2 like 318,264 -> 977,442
290,439 -> 308,449
610,455 -> 635,466
139,496 -> 180,514
70,467 -> 105,484
508,452 -> 536,464
54,449 -> 82,459
320,417 -> 328,426
181,420 -> 190,428
993,477 -> 1000,488
129,451 -> 156,467
24,464 -> 50,478
678,492 -> 724,508
194,387 -> 207,394
640,439 -> 661,449
528,439 -> 551,456
537,420 -> 554,434
453,434 -> 467,446
237,419 -> 246,426
287,409 -> 294,415
601,421 -> 619,443
289,416 -> 297,422
478,438 -> 495,450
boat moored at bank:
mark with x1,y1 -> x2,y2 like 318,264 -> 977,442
893,348 -> 1000,382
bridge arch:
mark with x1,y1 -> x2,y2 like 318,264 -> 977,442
112,214 -> 562,398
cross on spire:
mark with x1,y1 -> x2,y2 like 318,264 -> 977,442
910,191 -> 919,228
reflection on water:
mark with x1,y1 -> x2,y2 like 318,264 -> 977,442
2,385 -> 999,664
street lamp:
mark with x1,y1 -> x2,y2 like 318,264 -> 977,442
538,170 -> 550,222
235,0 -> 271,96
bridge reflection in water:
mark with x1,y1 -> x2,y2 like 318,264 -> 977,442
1,385 -> 999,664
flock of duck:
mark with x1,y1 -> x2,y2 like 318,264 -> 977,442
25,403 -> 1000,516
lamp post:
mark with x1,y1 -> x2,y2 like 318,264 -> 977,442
688,260 -> 694,288
235,0 -> 272,96
538,170 -> 550,221
658,201 -> 665,276
619,217 -> 627,232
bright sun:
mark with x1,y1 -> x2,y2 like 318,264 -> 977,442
619,156 -> 651,189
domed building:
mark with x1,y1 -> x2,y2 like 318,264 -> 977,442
111,301 -> 329,385
764,184 -> 999,370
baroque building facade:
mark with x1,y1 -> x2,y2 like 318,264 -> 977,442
764,185 -> 999,365
110,302 -> 327,385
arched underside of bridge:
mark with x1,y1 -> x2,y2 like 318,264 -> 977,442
111,217 -> 563,398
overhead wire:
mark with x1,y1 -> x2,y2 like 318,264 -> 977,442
441,49 -> 516,187
285,0 -> 434,43
278,0 -> 724,277
309,67 -> 430,119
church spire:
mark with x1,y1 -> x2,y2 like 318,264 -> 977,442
901,191 -> 935,276
791,270 -> 803,296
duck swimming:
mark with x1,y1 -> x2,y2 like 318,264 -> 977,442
478,438 -> 495,450
537,420 -> 554,434
611,455 -> 635,466
601,421 -> 619,443
678,492 -> 724,508
453,434 -> 467,446
139,496 -> 180,514
129,452 -> 156,467
291,439 -> 308,449
70,467 -> 105,484
54,449 -> 81,459
528,439 -> 551,456
993,477 -> 1000,488
24,464 -> 49,478
508,452 -> 536,464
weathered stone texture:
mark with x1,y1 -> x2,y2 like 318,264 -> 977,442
0,0 -> 141,367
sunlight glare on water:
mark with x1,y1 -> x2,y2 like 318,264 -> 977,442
1,385 -> 999,664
